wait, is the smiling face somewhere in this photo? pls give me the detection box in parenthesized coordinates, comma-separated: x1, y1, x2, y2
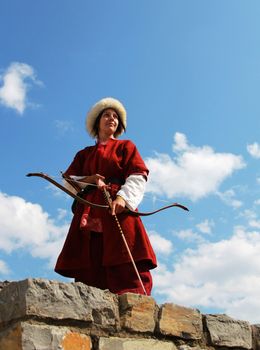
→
(98, 108, 119, 138)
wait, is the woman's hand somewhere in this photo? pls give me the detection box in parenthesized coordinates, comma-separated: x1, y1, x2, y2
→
(111, 195, 126, 215)
(81, 174, 107, 189)
(81, 175, 126, 214)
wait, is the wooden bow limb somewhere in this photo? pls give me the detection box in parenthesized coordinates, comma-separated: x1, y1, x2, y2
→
(26, 172, 189, 216)
(102, 187, 148, 295)
(26, 172, 109, 209)
(61, 171, 82, 193)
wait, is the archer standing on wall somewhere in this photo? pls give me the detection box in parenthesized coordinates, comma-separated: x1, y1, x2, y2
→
(55, 97, 157, 295)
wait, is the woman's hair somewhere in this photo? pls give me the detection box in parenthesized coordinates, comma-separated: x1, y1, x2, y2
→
(93, 109, 126, 138)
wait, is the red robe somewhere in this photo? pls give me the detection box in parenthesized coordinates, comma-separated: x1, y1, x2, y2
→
(55, 139, 157, 278)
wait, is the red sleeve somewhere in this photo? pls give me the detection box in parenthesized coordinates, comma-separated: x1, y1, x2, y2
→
(63, 150, 85, 177)
(122, 141, 149, 180)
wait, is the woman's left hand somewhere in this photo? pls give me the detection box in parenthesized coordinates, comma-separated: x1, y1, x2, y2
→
(111, 195, 126, 215)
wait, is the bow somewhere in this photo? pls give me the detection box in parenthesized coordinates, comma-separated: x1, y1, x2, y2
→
(26, 172, 189, 216)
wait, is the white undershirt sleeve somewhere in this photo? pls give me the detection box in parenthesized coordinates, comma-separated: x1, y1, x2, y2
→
(117, 174, 146, 211)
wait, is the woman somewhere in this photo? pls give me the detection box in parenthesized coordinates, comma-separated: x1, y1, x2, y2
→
(55, 97, 157, 295)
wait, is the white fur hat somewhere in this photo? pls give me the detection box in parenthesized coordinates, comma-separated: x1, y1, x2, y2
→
(86, 97, 127, 138)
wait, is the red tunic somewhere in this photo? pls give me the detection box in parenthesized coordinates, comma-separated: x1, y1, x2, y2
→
(55, 139, 157, 278)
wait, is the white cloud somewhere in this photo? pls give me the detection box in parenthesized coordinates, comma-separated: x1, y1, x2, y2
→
(153, 226, 260, 324)
(216, 189, 243, 208)
(54, 120, 74, 134)
(0, 62, 42, 114)
(0, 192, 68, 268)
(196, 219, 214, 234)
(148, 231, 173, 256)
(145, 133, 245, 201)
(46, 184, 68, 198)
(173, 132, 189, 152)
(241, 209, 257, 221)
(249, 220, 260, 229)
(174, 228, 205, 244)
(57, 208, 69, 221)
(0, 260, 10, 275)
(247, 142, 260, 159)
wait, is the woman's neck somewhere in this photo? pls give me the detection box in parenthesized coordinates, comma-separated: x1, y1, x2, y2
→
(98, 132, 115, 143)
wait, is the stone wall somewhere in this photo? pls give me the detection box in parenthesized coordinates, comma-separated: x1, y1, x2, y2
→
(0, 278, 259, 350)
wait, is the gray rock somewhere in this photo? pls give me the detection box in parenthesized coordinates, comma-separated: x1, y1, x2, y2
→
(252, 324, 260, 350)
(0, 278, 119, 330)
(179, 346, 206, 350)
(99, 336, 177, 350)
(0, 322, 92, 350)
(205, 314, 252, 349)
(0, 281, 10, 292)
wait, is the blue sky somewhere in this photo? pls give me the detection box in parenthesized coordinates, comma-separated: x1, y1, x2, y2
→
(1, 1, 260, 324)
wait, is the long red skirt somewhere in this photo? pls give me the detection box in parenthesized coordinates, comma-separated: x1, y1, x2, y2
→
(74, 231, 153, 295)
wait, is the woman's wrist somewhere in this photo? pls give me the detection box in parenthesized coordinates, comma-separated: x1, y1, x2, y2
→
(116, 195, 126, 204)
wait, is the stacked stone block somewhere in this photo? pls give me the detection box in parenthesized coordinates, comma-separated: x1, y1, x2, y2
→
(0, 279, 258, 350)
